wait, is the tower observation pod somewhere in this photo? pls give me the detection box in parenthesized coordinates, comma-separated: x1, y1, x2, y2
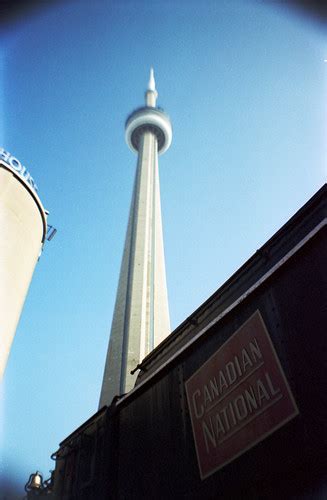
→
(0, 149, 47, 379)
(99, 69, 172, 407)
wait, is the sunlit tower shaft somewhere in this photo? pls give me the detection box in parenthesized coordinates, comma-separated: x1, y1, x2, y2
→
(99, 70, 172, 407)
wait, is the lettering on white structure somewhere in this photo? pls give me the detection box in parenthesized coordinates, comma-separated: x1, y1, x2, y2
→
(0, 148, 38, 192)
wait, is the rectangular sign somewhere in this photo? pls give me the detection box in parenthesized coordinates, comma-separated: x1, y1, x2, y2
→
(185, 310, 299, 480)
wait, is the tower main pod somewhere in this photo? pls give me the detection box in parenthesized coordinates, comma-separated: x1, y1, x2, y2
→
(99, 70, 172, 407)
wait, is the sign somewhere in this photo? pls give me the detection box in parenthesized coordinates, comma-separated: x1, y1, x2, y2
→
(185, 310, 299, 480)
(0, 148, 38, 192)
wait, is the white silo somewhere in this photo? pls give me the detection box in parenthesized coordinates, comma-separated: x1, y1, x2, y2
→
(0, 148, 47, 379)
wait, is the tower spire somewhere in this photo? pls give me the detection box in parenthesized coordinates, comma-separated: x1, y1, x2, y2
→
(148, 67, 156, 92)
(99, 73, 172, 408)
(145, 67, 158, 107)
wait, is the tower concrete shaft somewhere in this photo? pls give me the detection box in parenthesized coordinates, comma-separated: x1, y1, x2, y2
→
(99, 71, 172, 407)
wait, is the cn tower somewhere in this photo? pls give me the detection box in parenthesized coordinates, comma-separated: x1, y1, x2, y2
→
(99, 69, 172, 407)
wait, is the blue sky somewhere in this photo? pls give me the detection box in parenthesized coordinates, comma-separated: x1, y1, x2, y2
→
(1, 0, 326, 492)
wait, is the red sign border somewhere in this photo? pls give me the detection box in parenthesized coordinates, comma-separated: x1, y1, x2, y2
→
(185, 310, 299, 480)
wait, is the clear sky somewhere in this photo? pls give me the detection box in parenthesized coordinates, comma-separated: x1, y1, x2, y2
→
(1, 0, 326, 493)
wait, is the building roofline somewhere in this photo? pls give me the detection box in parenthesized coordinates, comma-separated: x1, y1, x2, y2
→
(136, 183, 327, 372)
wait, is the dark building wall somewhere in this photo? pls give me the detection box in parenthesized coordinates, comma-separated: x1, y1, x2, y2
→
(52, 185, 327, 499)
(114, 233, 326, 499)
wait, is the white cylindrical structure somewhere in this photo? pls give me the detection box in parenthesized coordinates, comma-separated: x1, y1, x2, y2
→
(0, 158, 47, 379)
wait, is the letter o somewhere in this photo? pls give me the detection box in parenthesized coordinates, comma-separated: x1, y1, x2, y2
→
(9, 157, 22, 171)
